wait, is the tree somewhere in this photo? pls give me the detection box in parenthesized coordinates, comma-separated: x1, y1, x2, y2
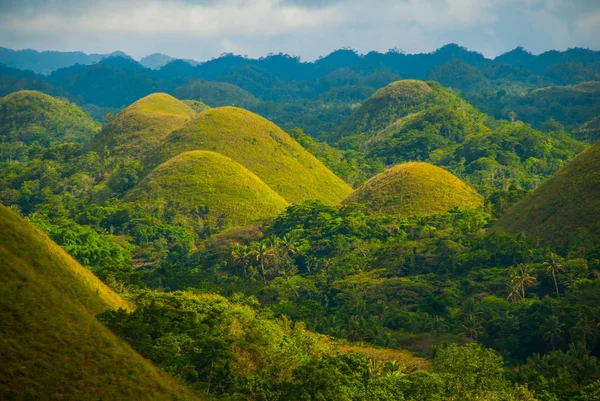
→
(251, 241, 273, 285)
(510, 264, 537, 301)
(541, 315, 564, 351)
(543, 252, 564, 297)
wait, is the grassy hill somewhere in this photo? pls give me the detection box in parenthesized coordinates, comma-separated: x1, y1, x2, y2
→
(494, 141, 600, 247)
(150, 107, 353, 205)
(125, 151, 288, 226)
(335, 80, 483, 141)
(172, 80, 258, 109)
(575, 115, 600, 143)
(0, 90, 100, 146)
(85, 93, 195, 158)
(0, 204, 198, 400)
(343, 162, 483, 218)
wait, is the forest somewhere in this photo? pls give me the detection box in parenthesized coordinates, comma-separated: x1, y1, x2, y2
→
(1, 43, 600, 401)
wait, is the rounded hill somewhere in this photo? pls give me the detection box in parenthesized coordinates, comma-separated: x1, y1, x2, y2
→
(149, 106, 353, 205)
(494, 141, 600, 247)
(343, 162, 483, 218)
(0, 204, 198, 400)
(85, 93, 195, 158)
(172, 80, 258, 108)
(0, 90, 100, 145)
(335, 80, 481, 140)
(125, 150, 289, 226)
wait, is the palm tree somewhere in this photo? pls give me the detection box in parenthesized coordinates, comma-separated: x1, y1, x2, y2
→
(511, 264, 537, 300)
(230, 243, 251, 277)
(541, 315, 564, 351)
(251, 241, 273, 285)
(543, 252, 564, 297)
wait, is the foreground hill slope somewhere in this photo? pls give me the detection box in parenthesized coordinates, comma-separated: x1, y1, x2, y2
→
(125, 151, 288, 226)
(343, 162, 483, 218)
(0, 204, 198, 400)
(0, 90, 100, 145)
(495, 141, 600, 246)
(86, 93, 195, 158)
(150, 107, 353, 205)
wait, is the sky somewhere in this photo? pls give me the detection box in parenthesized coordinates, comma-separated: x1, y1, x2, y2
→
(0, 0, 599, 62)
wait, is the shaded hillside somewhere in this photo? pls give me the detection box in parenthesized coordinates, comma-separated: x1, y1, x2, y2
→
(125, 151, 288, 226)
(0, 90, 100, 146)
(343, 162, 482, 218)
(150, 107, 353, 205)
(0, 204, 198, 400)
(494, 141, 600, 248)
(86, 93, 195, 158)
(172, 80, 258, 108)
(576, 115, 600, 143)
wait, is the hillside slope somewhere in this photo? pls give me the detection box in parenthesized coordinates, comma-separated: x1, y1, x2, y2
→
(150, 107, 353, 205)
(494, 141, 600, 247)
(0, 90, 100, 145)
(125, 151, 288, 226)
(343, 162, 483, 218)
(0, 204, 198, 400)
(85, 93, 195, 158)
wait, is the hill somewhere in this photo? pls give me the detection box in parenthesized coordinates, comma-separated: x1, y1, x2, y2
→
(0, 90, 100, 146)
(85, 93, 195, 158)
(150, 107, 353, 205)
(0, 204, 198, 400)
(343, 162, 483, 218)
(335, 80, 477, 140)
(125, 151, 289, 226)
(494, 141, 600, 247)
(172, 80, 258, 108)
(575, 115, 600, 143)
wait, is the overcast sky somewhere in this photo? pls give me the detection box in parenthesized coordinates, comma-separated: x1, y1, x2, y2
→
(0, 0, 599, 61)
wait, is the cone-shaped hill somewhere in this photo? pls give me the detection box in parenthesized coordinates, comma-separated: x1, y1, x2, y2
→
(494, 141, 600, 247)
(125, 151, 289, 226)
(149, 107, 353, 205)
(0, 204, 198, 400)
(334, 79, 488, 143)
(343, 162, 483, 218)
(0, 90, 100, 145)
(85, 93, 195, 158)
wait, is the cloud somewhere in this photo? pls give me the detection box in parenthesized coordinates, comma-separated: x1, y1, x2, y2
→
(0, 0, 598, 61)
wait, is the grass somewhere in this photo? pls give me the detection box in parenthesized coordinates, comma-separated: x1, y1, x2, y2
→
(343, 162, 483, 218)
(125, 150, 289, 226)
(0, 204, 199, 400)
(0, 90, 100, 145)
(336, 80, 464, 139)
(494, 141, 600, 247)
(85, 93, 195, 158)
(172, 80, 258, 109)
(182, 99, 211, 113)
(149, 106, 353, 205)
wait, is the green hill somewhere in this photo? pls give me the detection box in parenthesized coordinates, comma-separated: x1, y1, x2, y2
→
(150, 107, 353, 205)
(0, 90, 100, 146)
(125, 151, 288, 226)
(343, 162, 483, 218)
(85, 93, 195, 158)
(335, 80, 483, 141)
(0, 204, 198, 400)
(494, 141, 600, 247)
(575, 115, 600, 143)
(172, 80, 258, 108)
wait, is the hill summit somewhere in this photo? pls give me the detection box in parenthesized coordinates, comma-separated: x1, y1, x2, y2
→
(343, 162, 483, 218)
(494, 141, 600, 247)
(0, 90, 100, 146)
(0, 205, 197, 400)
(150, 106, 353, 205)
(125, 150, 289, 226)
(85, 92, 195, 158)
